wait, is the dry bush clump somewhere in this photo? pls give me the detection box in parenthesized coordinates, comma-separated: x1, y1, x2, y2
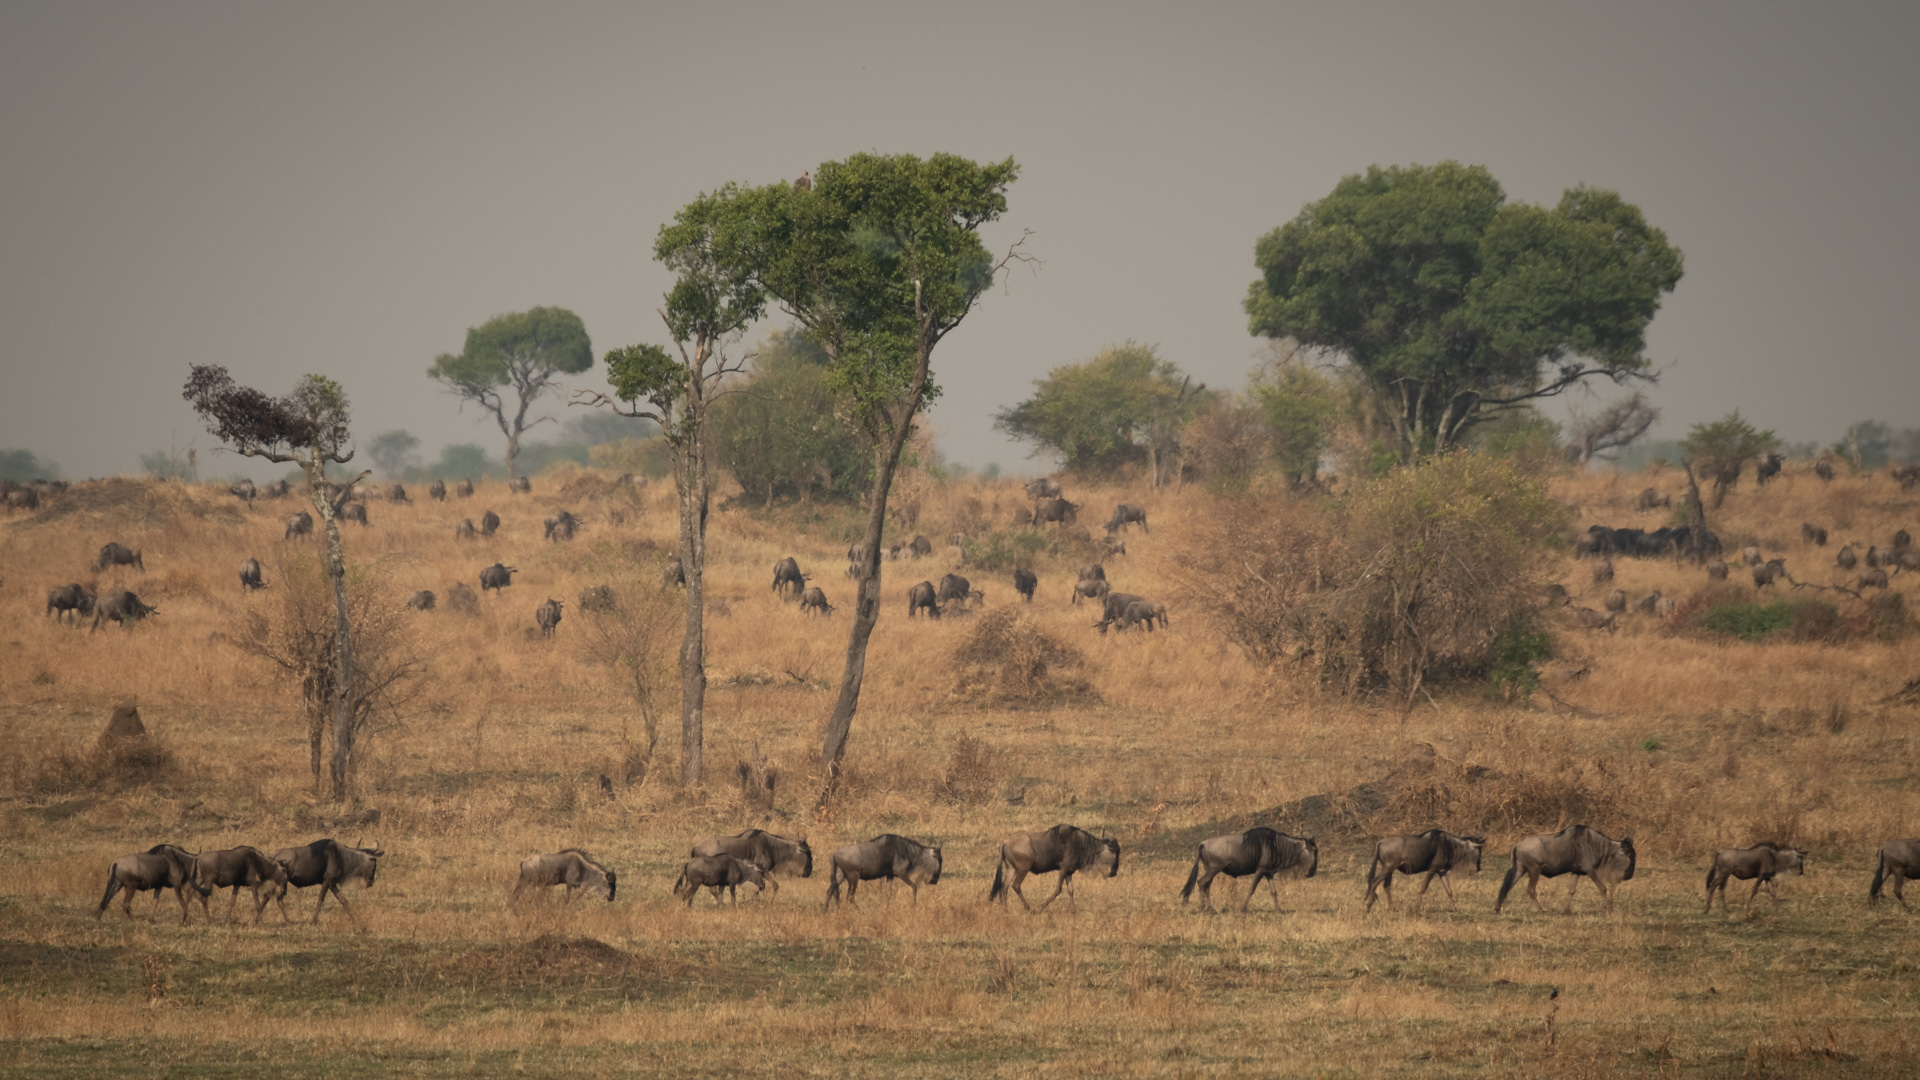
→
(949, 606, 1091, 704)
(14, 706, 181, 798)
(575, 580, 682, 787)
(942, 732, 1000, 805)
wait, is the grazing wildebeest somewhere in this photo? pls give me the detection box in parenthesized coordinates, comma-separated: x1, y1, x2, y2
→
(1870, 839, 1920, 909)
(456, 478, 475, 498)
(510, 476, 531, 494)
(285, 510, 314, 539)
(407, 590, 436, 611)
(95, 542, 144, 572)
(674, 855, 767, 906)
(1118, 600, 1168, 632)
(339, 501, 368, 526)
(1094, 592, 1147, 634)
(544, 510, 581, 542)
(1705, 843, 1806, 914)
(1603, 588, 1627, 614)
(1574, 607, 1616, 632)
(690, 830, 813, 898)
(1365, 829, 1484, 914)
(1032, 497, 1079, 526)
(514, 849, 616, 905)
(1755, 451, 1783, 484)
(1752, 558, 1786, 589)
(239, 557, 265, 591)
(480, 563, 516, 592)
(937, 573, 974, 607)
(429, 479, 447, 502)
(1025, 477, 1062, 501)
(772, 556, 808, 598)
(455, 518, 477, 540)
(1078, 564, 1106, 583)
(1634, 590, 1662, 616)
(387, 483, 410, 504)
(271, 839, 383, 924)
(799, 586, 834, 616)
(46, 583, 95, 622)
(191, 846, 290, 924)
(907, 580, 942, 619)
(1179, 827, 1319, 912)
(1494, 824, 1636, 914)
(480, 509, 501, 537)
(988, 824, 1120, 913)
(1707, 561, 1730, 581)
(664, 556, 686, 587)
(909, 534, 933, 559)
(1102, 535, 1127, 558)
(1592, 559, 1614, 586)
(825, 835, 942, 909)
(535, 597, 564, 638)
(1801, 522, 1828, 547)
(1654, 595, 1677, 618)
(96, 844, 199, 924)
(230, 479, 256, 507)
(1859, 568, 1890, 590)
(1836, 545, 1857, 571)
(1636, 488, 1670, 511)
(1013, 568, 1037, 602)
(1072, 578, 1111, 607)
(1105, 503, 1148, 534)
(578, 584, 615, 613)
(91, 589, 156, 631)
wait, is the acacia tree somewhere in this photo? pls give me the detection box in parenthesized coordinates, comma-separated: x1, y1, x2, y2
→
(994, 342, 1202, 482)
(1246, 162, 1683, 461)
(183, 366, 370, 797)
(430, 307, 593, 480)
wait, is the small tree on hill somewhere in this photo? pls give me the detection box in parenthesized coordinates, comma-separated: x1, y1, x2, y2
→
(994, 342, 1203, 482)
(1683, 410, 1779, 508)
(365, 429, 421, 478)
(430, 307, 593, 480)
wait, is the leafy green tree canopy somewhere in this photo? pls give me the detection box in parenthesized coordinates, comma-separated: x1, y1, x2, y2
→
(365, 429, 420, 478)
(1246, 162, 1682, 460)
(711, 330, 871, 505)
(0, 449, 60, 482)
(430, 306, 592, 478)
(994, 342, 1198, 476)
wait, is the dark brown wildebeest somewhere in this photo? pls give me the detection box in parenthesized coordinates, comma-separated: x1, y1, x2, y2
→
(1078, 564, 1106, 583)
(1118, 600, 1168, 632)
(480, 509, 501, 537)
(936, 573, 974, 607)
(1705, 843, 1806, 914)
(1494, 824, 1635, 914)
(387, 483, 410, 504)
(1095, 591, 1147, 634)
(514, 849, 616, 905)
(1707, 561, 1730, 581)
(907, 580, 941, 619)
(96, 844, 198, 924)
(544, 510, 581, 542)
(95, 542, 144, 572)
(1636, 487, 1671, 511)
(825, 834, 942, 909)
(1801, 522, 1828, 547)
(690, 830, 813, 898)
(1859, 568, 1889, 590)
(261, 479, 291, 499)
(1102, 535, 1127, 558)
(1836, 545, 1858, 571)
(772, 556, 808, 598)
(1896, 530, 1913, 550)
(1815, 457, 1836, 481)
(1032, 497, 1079, 526)
(445, 582, 479, 613)
(285, 510, 314, 539)
(407, 590, 436, 611)
(664, 556, 685, 588)
(1895, 464, 1920, 490)
(673, 855, 767, 906)
(271, 839, 383, 924)
(1753, 559, 1787, 589)
(1073, 578, 1111, 607)
(239, 557, 265, 591)
(1604, 588, 1628, 613)
(1634, 590, 1662, 616)
(455, 518, 478, 540)
(456, 478, 475, 498)
(191, 846, 289, 924)
(1870, 839, 1920, 909)
(510, 476, 531, 494)
(46, 583, 95, 622)
(1025, 477, 1062, 501)
(480, 563, 516, 592)
(988, 824, 1120, 913)
(340, 501, 369, 526)
(1365, 829, 1485, 914)
(230, 479, 256, 507)
(909, 534, 933, 559)
(428, 479, 447, 502)
(1866, 545, 1889, 570)
(535, 597, 563, 638)
(1574, 607, 1616, 632)
(579, 584, 615, 613)
(91, 589, 156, 631)
(1755, 451, 1783, 484)
(1179, 827, 1318, 912)
(799, 586, 834, 616)
(1105, 503, 1148, 534)
(1013, 568, 1037, 602)
(4, 488, 37, 511)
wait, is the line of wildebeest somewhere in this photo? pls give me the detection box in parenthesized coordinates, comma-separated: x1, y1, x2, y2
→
(89, 823, 1920, 933)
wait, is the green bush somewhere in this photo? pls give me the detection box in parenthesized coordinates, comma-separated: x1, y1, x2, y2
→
(961, 529, 1061, 572)
(1700, 600, 1814, 642)
(1488, 615, 1555, 700)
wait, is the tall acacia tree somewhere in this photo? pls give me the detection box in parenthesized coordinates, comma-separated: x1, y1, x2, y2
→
(1245, 162, 1683, 461)
(573, 199, 763, 787)
(183, 366, 370, 797)
(429, 307, 593, 480)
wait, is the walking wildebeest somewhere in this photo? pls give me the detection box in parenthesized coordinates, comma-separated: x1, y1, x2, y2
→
(95, 542, 144, 572)
(407, 590, 436, 611)
(455, 518, 477, 540)
(988, 824, 1119, 913)
(535, 597, 563, 638)
(772, 556, 808, 598)
(270, 839, 383, 924)
(799, 586, 834, 616)
(91, 589, 156, 631)
(429, 479, 447, 502)
(1365, 829, 1485, 914)
(910, 534, 934, 559)
(937, 573, 974, 608)
(1636, 487, 1670, 511)
(1494, 824, 1636, 914)
(1705, 843, 1806, 914)
(673, 855, 769, 906)
(95, 844, 199, 924)
(907, 580, 941, 619)
(239, 557, 265, 591)
(480, 563, 516, 592)
(1032, 497, 1079, 526)
(1179, 827, 1319, 912)
(1869, 838, 1920, 910)
(544, 510, 581, 542)
(514, 849, 616, 905)
(285, 511, 313, 539)
(387, 483, 410, 504)
(1095, 592, 1147, 634)
(1801, 522, 1828, 547)
(46, 583, 95, 622)
(456, 478, 474, 498)
(480, 509, 500, 537)
(824, 835, 943, 909)
(340, 501, 368, 526)
(1859, 568, 1890, 590)
(1118, 600, 1167, 632)
(1105, 504, 1148, 534)
(1013, 568, 1037, 602)
(191, 846, 290, 924)
(230, 479, 256, 507)
(510, 476, 531, 494)
(690, 830, 813, 898)
(4, 488, 37, 511)
(1025, 477, 1062, 501)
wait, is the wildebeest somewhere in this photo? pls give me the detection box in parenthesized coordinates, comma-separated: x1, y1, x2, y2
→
(535, 597, 564, 638)
(455, 518, 477, 540)
(1705, 843, 1806, 914)
(1025, 477, 1062, 501)
(937, 573, 974, 607)
(1634, 590, 1662, 616)
(579, 584, 616, 613)
(824, 834, 942, 909)
(543, 510, 581, 542)
(673, 855, 767, 906)
(95, 542, 144, 572)
(261, 479, 291, 499)
(480, 563, 516, 592)
(690, 829, 813, 898)
(772, 556, 808, 598)
(91, 589, 157, 631)
(456, 478, 474, 498)
(799, 586, 834, 616)
(1741, 545, 1764, 567)
(1815, 457, 1836, 481)
(1897, 530, 1913, 550)
(387, 483, 410, 504)
(1094, 591, 1147, 633)
(191, 846, 290, 924)
(271, 839, 383, 924)
(514, 849, 616, 904)
(988, 824, 1120, 913)
(1836, 545, 1857, 571)
(1032, 497, 1079, 526)
(95, 844, 199, 924)
(1801, 522, 1828, 547)
(1603, 588, 1627, 614)
(480, 509, 501, 537)
(1574, 607, 1616, 632)
(1755, 451, 1783, 484)
(1078, 564, 1106, 583)
(46, 583, 95, 622)
(1869, 838, 1920, 909)
(339, 501, 368, 526)
(1118, 600, 1168, 632)
(406, 590, 436, 611)
(1365, 829, 1484, 914)
(1707, 561, 1729, 581)
(1105, 503, 1148, 534)
(428, 479, 447, 501)
(909, 534, 933, 559)
(510, 476, 531, 494)
(1753, 559, 1787, 589)
(1592, 559, 1614, 586)
(1013, 568, 1037, 602)
(239, 557, 265, 591)
(1636, 487, 1671, 511)
(1102, 535, 1127, 557)
(907, 580, 941, 619)
(285, 510, 314, 539)
(230, 479, 256, 507)
(1859, 568, 1890, 590)
(1071, 578, 1111, 607)
(1179, 827, 1319, 912)
(444, 582, 479, 614)
(1494, 824, 1636, 914)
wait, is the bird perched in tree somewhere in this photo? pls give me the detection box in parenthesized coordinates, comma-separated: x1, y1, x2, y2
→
(793, 170, 812, 191)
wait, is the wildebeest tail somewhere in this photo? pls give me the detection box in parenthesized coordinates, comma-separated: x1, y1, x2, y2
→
(670, 868, 688, 897)
(1179, 852, 1201, 902)
(1871, 855, 1887, 902)
(1494, 857, 1520, 913)
(1365, 849, 1382, 896)
(988, 856, 1007, 903)
(95, 866, 122, 917)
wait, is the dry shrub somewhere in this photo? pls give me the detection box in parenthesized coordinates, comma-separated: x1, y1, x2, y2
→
(943, 732, 999, 805)
(574, 579, 682, 787)
(949, 606, 1090, 704)
(1378, 738, 1636, 839)
(18, 734, 179, 797)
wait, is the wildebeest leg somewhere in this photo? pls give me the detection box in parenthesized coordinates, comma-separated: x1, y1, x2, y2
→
(1365, 867, 1389, 914)
(314, 881, 355, 925)
(1009, 867, 1037, 913)
(1240, 875, 1263, 913)
(1895, 874, 1912, 912)
(1745, 878, 1765, 912)
(1413, 872, 1436, 913)
(227, 885, 244, 923)
(1036, 872, 1069, 914)
(173, 884, 192, 925)
(1196, 868, 1218, 911)
(1438, 872, 1458, 908)
(1564, 876, 1581, 913)
(1526, 871, 1546, 913)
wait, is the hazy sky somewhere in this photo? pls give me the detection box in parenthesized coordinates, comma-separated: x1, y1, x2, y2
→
(3, 2, 1914, 480)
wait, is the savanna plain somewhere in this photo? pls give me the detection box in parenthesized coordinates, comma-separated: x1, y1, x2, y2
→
(3, 462, 1918, 1078)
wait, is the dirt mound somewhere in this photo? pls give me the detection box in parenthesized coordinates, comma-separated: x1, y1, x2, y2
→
(524, 934, 628, 964)
(950, 607, 1092, 705)
(97, 702, 146, 748)
(17, 477, 245, 528)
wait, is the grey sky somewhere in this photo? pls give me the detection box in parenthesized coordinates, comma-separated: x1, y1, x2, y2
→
(3, 2, 1914, 480)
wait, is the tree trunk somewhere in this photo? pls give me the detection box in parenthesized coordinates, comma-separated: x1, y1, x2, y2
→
(305, 460, 358, 800)
(505, 431, 520, 481)
(675, 393, 710, 787)
(1680, 457, 1710, 564)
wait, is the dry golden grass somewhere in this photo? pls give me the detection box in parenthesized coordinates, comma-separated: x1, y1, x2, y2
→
(1, 459, 1918, 1076)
